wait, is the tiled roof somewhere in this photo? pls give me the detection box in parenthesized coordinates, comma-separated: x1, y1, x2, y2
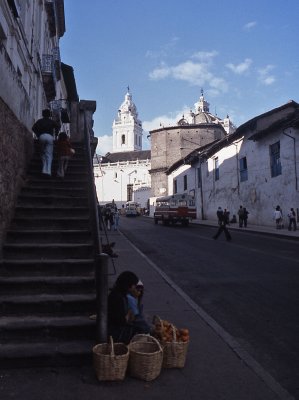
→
(100, 150, 151, 163)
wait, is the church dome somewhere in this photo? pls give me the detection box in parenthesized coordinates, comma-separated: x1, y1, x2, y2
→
(194, 111, 214, 124)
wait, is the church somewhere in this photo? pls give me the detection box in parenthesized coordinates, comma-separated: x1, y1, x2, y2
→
(149, 90, 236, 198)
(94, 89, 151, 210)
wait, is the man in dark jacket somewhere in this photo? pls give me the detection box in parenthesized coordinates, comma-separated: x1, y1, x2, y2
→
(32, 109, 60, 177)
(213, 207, 232, 241)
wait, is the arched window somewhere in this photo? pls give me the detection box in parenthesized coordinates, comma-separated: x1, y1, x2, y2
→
(121, 134, 125, 144)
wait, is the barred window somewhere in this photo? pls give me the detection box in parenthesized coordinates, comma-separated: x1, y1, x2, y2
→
(240, 157, 248, 182)
(270, 141, 282, 177)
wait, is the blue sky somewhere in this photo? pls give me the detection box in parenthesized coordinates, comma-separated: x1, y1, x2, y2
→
(60, 0, 299, 155)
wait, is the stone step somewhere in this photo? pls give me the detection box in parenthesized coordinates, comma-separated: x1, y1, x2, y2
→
(0, 340, 95, 368)
(17, 195, 88, 207)
(0, 293, 96, 316)
(3, 243, 94, 259)
(9, 216, 90, 230)
(5, 229, 92, 244)
(14, 206, 90, 218)
(25, 176, 89, 186)
(20, 187, 87, 196)
(0, 276, 94, 294)
(0, 316, 96, 342)
(0, 259, 95, 277)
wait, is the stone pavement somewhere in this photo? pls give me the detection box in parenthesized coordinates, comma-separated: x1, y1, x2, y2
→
(0, 223, 297, 400)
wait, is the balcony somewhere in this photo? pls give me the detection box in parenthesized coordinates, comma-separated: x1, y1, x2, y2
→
(50, 99, 70, 123)
(41, 54, 56, 102)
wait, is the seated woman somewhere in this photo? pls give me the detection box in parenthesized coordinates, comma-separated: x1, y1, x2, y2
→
(108, 271, 150, 344)
(126, 280, 151, 334)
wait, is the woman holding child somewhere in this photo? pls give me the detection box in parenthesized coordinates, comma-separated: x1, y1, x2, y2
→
(107, 271, 151, 344)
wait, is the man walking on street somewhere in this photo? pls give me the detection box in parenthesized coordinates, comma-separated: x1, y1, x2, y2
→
(213, 207, 232, 241)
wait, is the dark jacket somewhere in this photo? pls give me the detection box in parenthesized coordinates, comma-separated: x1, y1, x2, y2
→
(32, 117, 60, 138)
(108, 288, 128, 327)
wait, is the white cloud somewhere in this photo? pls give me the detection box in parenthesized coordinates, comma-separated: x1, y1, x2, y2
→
(243, 21, 257, 30)
(226, 58, 252, 74)
(149, 63, 171, 80)
(258, 65, 276, 85)
(143, 106, 191, 132)
(96, 134, 113, 155)
(149, 57, 228, 93)
(191, 50, 218, 61)
(145, 36, 179, 59)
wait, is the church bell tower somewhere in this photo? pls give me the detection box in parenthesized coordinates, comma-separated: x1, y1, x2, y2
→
(112, 88, 143, 152)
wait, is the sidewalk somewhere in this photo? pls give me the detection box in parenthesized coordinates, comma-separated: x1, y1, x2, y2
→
(0, 227, 296, 400)
(192, 218, 299, 241)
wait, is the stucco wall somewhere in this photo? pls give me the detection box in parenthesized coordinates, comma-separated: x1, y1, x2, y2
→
(0, 98, 33, 256)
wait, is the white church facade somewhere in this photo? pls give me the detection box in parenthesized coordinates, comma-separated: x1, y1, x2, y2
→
(94, 90, 151, 210)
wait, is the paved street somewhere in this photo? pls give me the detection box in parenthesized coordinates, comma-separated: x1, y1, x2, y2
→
(119, 216, 299, 398)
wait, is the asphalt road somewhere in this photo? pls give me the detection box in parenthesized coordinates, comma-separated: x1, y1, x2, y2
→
(119, 216, 299, 399)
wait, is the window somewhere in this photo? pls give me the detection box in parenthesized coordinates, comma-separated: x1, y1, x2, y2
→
(270, 141, 282, 177)
(197, 167, 201, 188)
(239, 157, 248, 182)
(127, 184, 133, 201)
(214, 158, 219, 181)
(121, 134, 125, 144)
(173, 179, 177, 194)
(183, 175, 187, 191)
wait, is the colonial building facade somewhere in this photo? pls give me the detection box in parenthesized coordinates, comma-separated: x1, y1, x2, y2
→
(0, 0, 97, 253)
(94, 90, 151, 209)
(165, 100, 299, 227)
(149, 91, 236, 198)
(0, 0, 67, 250)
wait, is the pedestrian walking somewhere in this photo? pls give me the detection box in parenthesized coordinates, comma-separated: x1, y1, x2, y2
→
(32, 109, 60, 177)
(56, 132, 74, 178)
(287, 208, 297, 231)
(114, 208, 120, 231)
(213, 207, 232, 241)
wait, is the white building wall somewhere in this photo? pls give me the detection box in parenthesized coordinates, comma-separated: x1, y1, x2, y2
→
(95, 160, 151, 209)
(164, 125, 299, 227)
(197, 128, 299, 226)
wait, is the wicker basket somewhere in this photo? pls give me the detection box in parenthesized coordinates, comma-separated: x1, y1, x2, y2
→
(128, 334, 163, 381)
(93, 336, 129, 381)
(154, 316, 189, 369)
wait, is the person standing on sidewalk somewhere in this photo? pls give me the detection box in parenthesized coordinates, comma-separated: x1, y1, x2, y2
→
(287, 208, 297, 231)
(243, 207, 249, 227)
(273, 206, 283, 229)
(32, 109, 60, 177)
(213, 207, 232, 241)
(237, 205, 245, 227)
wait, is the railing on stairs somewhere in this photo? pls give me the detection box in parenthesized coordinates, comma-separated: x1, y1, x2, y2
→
(83, 114, 108, 343)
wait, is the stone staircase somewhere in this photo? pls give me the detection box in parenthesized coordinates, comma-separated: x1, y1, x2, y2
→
(0, 141, 97, 368)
